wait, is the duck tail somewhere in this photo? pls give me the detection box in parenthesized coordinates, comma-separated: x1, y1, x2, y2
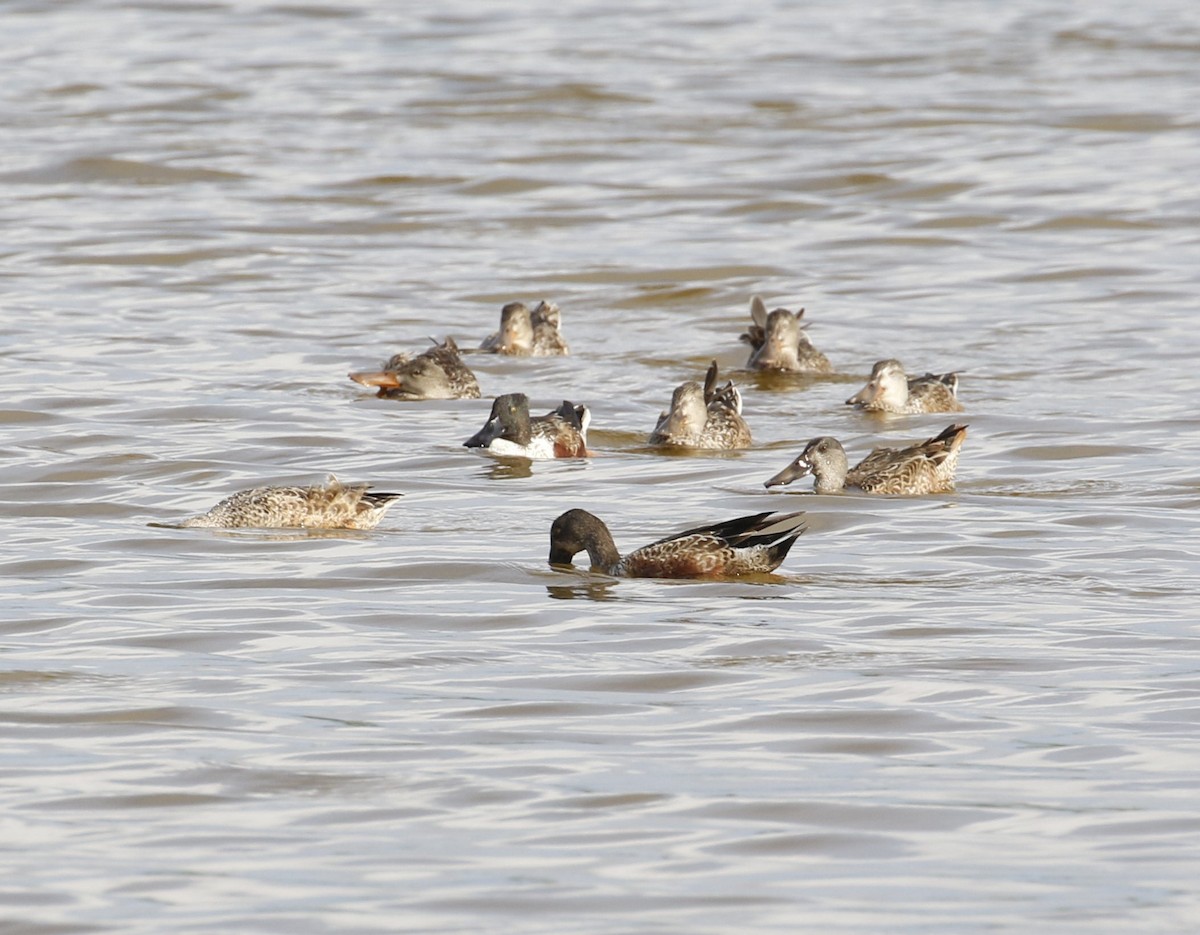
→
(680, 510, 807, 551)
(930, 371, 960, 395)
(742, 510, 808, 551)
(363, 490, 404, 506)
(930, 422, 968, 447)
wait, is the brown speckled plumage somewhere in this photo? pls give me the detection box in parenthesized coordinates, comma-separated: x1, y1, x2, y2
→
(765, 424, 968, 495)
(349, 337, 481, 399)
(549, 508, 806, 578)
(179, 476, 402, 529)
(648, 361, 752, 450)
(480, 300, 570, 356)
(741, 296, 832, 374)
(846, 359, 961, 414)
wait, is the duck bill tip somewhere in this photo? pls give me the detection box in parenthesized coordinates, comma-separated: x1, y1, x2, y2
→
(464, 418, 500, 449)
(349, 370, 401, 389)
(764, 461, 811, 489)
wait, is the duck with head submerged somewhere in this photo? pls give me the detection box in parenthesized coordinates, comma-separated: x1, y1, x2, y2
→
(464, 393, 590, 459)
(480, 300, 570, 356)
(176, 475, 401, 529)
(349, 337, 481, 400)
(549, 508, 807, 578)
(648, 361, 752, 450)
(765, 423, 968, 495)
(741, 296, 833, 374)
(846, 358, 961, 414)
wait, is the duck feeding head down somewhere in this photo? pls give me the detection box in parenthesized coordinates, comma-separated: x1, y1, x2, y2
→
(548, 508, 807, 578)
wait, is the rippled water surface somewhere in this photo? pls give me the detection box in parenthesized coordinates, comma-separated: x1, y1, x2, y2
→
(3, 1, 1200, 932)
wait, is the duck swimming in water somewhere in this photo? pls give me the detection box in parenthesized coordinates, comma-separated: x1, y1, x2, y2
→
(741, 296, 832, 373)
(548, 509, 807, 578)
(480, 300, 570, 356)
(349, 337, 481, 400)
(845, 359, 961, 414)
(464, 393, 590, 459)
(765, 423, 968, 495)
(178, 476, 401, 529)
(648, 361, 752, 450)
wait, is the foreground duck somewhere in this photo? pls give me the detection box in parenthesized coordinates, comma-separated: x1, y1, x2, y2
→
(846, 359, 961, 414)
(464, 393, 590, 458)
(349, 337, 481, 400)
(179, 476, 402, 529)
(549, 509, 807, 578)
(765, 423, 968, 495)
(741, 296, 832, 373)
(480, 300, 570, 356)
(648, 361, 752, 449)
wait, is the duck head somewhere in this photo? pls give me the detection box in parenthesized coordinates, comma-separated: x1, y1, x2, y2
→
(765, 436, 849, 493)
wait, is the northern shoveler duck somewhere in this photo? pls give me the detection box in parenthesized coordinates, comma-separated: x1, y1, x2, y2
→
(741, 296, 833, 373)
(648, 361, 752, 449)
(548, 508, 807, 578)
(464, 393, 590, 458)
(765, 423, 968, 495)
(479, 300, 570, 356)
(845, 359, 961, 414)
(179, 476, 401, 529)
(349, 337, 481, 400)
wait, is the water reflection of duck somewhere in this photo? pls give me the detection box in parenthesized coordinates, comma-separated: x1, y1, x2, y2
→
(846, 359, 961, 414)
(178, 476, 401, 529)
(349, 337, 481, 399)
(549, 508, 806, 578)
(765, 423, 968, 495)
(545, 580, 620, 602)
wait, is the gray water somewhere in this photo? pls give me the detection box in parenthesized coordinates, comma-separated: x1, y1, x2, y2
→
(3, 1, 1200, 932)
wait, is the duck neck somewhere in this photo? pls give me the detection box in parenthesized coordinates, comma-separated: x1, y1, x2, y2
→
(583, 523, 622, 572)
(880, 375, 908, 410)
(812, 470, 845, 494)
(812, 454, 848, 493)
(507, 414, 531, 445)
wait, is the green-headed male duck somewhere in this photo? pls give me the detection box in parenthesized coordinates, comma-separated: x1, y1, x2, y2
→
(464, 393, 590, 459)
